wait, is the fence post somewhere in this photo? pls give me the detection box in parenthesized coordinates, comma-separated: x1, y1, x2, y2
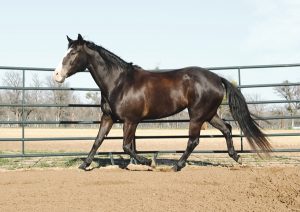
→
(109, 152, 115, 165)
(237, 68, 244, 152)
(21, 69, 25, 155)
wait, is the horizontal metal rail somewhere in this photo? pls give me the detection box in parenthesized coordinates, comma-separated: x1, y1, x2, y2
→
(0, 103, 101, 107)
(1, 133, 299, 142)
(1, 149, 300, 159)
(0, 86, 100, 91)
(207, 63, 300, 70)
(238, 82, 300, 88)
(1, 82, 300, 91)
(1, 115, 300, 125)
(1, 99, 299, 108)
(0, 66, 54, 71)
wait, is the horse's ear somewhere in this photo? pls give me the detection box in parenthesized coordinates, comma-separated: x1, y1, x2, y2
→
(67, 35, 73, 43)
(77, 34, 84, 43)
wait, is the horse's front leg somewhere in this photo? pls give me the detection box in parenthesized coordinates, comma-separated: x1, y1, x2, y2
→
(79, 115, 113, 170)
(122, 122, 152, 166)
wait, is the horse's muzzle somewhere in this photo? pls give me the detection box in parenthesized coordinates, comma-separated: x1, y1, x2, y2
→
(53, 68, 66, 83)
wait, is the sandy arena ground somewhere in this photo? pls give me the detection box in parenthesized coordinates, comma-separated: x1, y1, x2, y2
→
(0, 128, 300, 211)
(0, 166, 299, 212)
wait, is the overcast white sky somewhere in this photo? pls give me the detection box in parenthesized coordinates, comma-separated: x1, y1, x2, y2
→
(1, 0, 300, 99)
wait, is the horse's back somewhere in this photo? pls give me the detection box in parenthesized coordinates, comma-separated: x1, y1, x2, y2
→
(145, 66, 222, 85)
(143, 66, 224, 99)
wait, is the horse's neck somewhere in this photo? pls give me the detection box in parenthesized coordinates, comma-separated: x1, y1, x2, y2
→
(87, 53, 125, 98)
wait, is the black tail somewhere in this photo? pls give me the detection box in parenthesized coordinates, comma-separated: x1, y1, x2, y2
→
(221, 77, 272, 156)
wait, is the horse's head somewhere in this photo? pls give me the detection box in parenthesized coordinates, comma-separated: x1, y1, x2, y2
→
(53, 34, 88, 83)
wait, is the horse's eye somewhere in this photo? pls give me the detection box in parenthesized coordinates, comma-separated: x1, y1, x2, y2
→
(70, 51, 77, 55)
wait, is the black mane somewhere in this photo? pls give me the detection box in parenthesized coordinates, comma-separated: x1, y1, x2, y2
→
(68, 38, 141, 71)
(85, 41, 134, 71)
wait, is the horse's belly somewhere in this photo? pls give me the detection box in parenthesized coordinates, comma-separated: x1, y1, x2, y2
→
(142, 97, 187, 120)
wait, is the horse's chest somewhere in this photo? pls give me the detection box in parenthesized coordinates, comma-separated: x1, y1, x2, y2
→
(100, 95, 115, 116)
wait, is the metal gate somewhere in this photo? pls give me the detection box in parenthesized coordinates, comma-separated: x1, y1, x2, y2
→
(0, 64, 300, 158)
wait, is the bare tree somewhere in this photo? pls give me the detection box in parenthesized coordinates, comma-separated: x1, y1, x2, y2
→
(46, 76, 73, 127)
(2, 71, 33, 125)
(247, 94, 266, 127)
(85, 91, 102, 122)
(0, 91, 5, 125)
(69, 94, 84, 128)
(86, 91, 101, 104)
(27, 74, 46, 127)
(274, 80, 300, 128)
(2, 72, 22, 122)
(271, 105, 286, 129)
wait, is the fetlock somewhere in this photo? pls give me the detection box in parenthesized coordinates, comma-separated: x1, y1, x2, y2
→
(172, 162, 186, 172)
(230, 153, 242, 164)
(78, 158, 92, 170)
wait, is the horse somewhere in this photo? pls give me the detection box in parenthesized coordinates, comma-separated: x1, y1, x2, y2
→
(53, 34, 272, 171)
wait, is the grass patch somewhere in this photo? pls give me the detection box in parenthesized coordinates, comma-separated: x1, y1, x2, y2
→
(38, 161, 52, 168)
(0, 156, 84, 170)
(0, 152, 299, 170)
(0, 158, 10, 166)
(64, 158, 82, 168)
(0, 158, 28, 170)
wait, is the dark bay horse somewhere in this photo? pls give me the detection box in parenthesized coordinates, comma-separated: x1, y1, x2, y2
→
(53, 34, 272, 171)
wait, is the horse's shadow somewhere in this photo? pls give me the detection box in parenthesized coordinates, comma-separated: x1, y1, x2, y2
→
(74, 156, 230, 171)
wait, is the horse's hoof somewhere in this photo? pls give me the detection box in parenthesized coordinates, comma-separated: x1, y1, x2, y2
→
(234, 155, 242, 164)
(144, 159, 152, 167)
(150, 159, 156, 168)
(78, 163, 88, 171)
(237, 156, 242, 164)
(171, 165, 182, 172)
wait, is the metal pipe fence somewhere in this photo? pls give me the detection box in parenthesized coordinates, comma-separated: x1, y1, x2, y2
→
(0, 64, 300, 159)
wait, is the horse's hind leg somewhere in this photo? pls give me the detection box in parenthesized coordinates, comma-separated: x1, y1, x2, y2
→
(122, 122, 152, 166)
(79, 114, 113, 170)
(209, 114, 241, 164)
(172, 120, 203, 172)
